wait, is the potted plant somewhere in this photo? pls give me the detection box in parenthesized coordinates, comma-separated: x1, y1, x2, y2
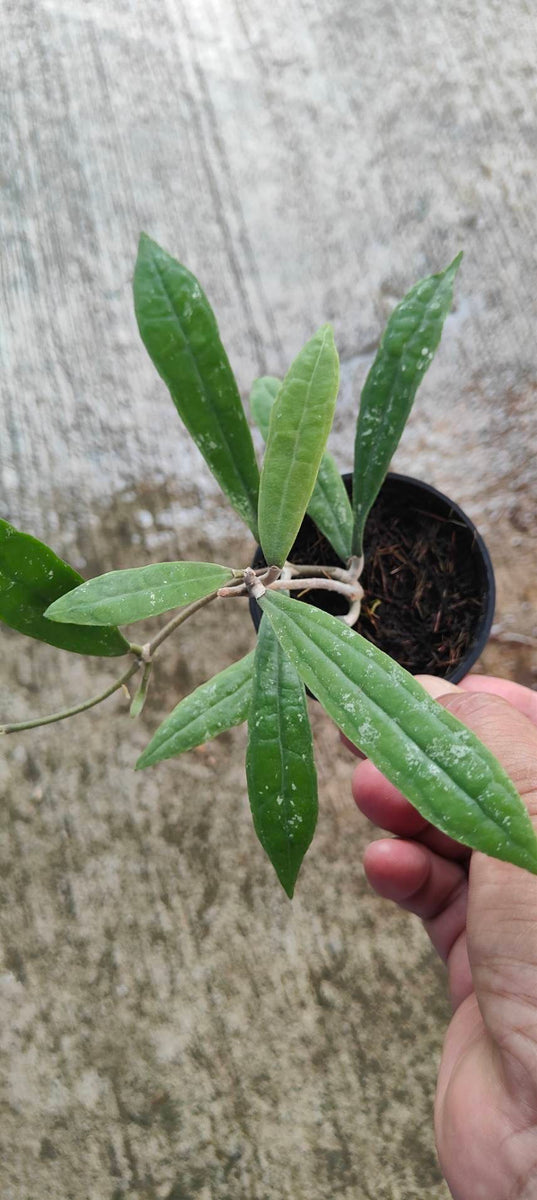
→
(1, 236, 535, 898)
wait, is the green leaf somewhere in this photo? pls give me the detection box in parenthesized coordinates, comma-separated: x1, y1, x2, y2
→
(45, 561, 234, 626)
(134, 233, 260, 538)
(306, 453, 353, 564)
(136, 650, 255, 768)
(352, 254, 462, 556)
(0, 520, 129, 657)
(247, 617, 318, 898)
(130, 662, 153, 718)
(251, 375, 353, 563)
(259, 589, 537, 875)
(249, 375, 281, 439)
(258, 326, 340, 567)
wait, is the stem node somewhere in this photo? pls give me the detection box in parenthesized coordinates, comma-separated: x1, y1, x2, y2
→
(244, 567, 267, 600)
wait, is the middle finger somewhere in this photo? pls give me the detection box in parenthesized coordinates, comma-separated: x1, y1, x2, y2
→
(352, 757, 472, 862)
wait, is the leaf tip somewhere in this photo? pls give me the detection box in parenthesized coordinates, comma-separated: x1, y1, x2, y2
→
(319, 321, 335, 342)
(447, 250, 464, 275)
(269, 862, 297, 899)
(135, 231, 162, 273)
(43, 598, 63, 622)
(137, 230, 152, 251)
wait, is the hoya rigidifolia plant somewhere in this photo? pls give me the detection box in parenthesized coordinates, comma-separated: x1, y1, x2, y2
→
(2, 236, 537, 897)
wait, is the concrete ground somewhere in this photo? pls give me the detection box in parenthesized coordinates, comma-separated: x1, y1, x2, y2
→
(2, 1, 537, 1196)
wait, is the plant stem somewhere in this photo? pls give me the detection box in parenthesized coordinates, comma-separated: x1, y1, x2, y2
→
(238, 567, 364, 616)
(143, 588, 221, 659)
(2, 582, 250, 735)
(268, 577, 360, 599)
(0, 660, 141, 735)
(283, 557, 364, 620)
(286, 558, 363, 583)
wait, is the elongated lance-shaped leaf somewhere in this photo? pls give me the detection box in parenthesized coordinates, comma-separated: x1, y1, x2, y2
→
(134, 234, 260, 538)
(46, 561, 234, 626)
(306, 455, 354, 565)
(352, 254, 462, 556)
(136, 651, 255, 768)
(249, 376, 281, 439)
(251, 376, 353, 563)
(0, 520, 129, 657)
(258, 327, 340, 567)
(247, 617, 318, 898)
(258, 590, 537, 875)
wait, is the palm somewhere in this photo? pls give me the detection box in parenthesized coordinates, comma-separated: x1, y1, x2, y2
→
(349, 675, 537, 1200)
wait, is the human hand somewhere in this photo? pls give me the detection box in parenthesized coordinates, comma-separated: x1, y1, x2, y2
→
(348, 675, 537, 1200)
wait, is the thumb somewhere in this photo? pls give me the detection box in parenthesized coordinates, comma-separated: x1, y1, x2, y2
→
(433, 687, 537, 1090)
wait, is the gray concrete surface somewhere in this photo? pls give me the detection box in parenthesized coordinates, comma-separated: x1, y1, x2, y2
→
(2, 1, 537, 1196)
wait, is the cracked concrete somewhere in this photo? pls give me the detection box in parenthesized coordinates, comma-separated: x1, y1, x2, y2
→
(2, 1, 537, 1196)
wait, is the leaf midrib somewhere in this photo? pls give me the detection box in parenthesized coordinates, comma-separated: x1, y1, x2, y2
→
(275, 637, 295, 879)
(268, 330, 330, 548)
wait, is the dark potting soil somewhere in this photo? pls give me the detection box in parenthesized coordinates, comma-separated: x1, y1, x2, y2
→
(286, 488, 486, 677)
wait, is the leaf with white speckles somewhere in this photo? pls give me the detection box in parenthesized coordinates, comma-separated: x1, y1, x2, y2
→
(134, 234, 260, 538)
(246, 617, 318, 897)
(45, 562, 233, 626)
(352, 254, 462, 556)
(0, 519, 129, 656)
(259, 589, 537, 875)
(135, 651, 255, 768)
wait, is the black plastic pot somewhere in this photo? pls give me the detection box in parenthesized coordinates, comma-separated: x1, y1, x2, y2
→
(249, 472, 495, 684)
